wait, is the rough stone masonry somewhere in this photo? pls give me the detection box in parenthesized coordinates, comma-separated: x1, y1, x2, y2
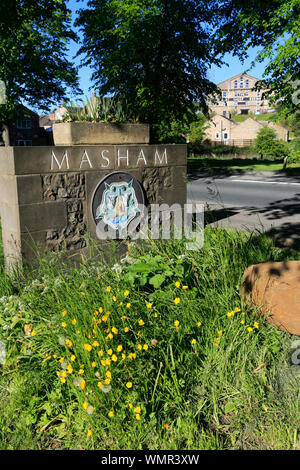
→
(0, 144, 187, 269)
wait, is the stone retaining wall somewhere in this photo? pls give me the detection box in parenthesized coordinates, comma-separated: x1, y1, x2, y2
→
(0, 145, 187, 269)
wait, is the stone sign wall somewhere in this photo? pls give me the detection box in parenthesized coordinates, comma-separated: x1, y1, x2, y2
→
(0, 144, 187, 269)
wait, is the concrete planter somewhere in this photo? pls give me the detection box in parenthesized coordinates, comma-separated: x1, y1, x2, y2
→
(53, 122, 150, 146)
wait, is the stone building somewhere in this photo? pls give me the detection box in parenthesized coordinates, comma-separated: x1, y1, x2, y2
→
(208, 73, 274, 117)
(204, 114, 288, 147)
(2, 104, 50, 146)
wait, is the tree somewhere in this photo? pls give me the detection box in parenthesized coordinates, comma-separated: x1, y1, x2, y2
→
(254, 126, 289, 159)
(215, 0, 300, 116)
(0, 0, 80, 124)
(75, 0, 223, 140)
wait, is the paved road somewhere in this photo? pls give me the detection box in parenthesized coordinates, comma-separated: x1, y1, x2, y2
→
(187, 171, 300, 248)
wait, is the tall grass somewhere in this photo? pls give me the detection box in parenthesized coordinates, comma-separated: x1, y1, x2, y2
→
(0, 228, 299, 450)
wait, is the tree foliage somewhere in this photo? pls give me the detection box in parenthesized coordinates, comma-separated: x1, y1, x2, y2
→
(254, 126, 289, 159)
(75, 0, 223, 140)
(215, 0, 300, 115)
(0, 0, 80, 122)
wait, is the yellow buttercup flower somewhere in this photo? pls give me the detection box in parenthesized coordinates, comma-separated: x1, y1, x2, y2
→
(174, 320, 179, 328)
(174, 298, 180, 305)
(111, 327, 118, 334)
(71, 355, 76, 362)
(197, 321, 202, 327)
(107, 349, 113, 356)
(78, 369, 84, 375)
(105, 358, 111, 366)
(104, 378, 111, 385)
(80, 379, 86, 390)
(124, 290, 130, 297)
(91, 361, 97, 368)
(143, 344, 148, 351)
(106, 286, 111, 292)
(191, 339, 197, 345)
(106, 370, 112, 378)
(83, 401, 88, 410)
(108, 411, 114, 418)
(247, 327, 253, 332)
(99, 307, 103, 313)
(218, 330, 223, 336)
(92, 341, 99, 347)
(174, 282, 180, 288)
(126, 382, 133, 389)
(240, 319, 245, 325)
(112, 296, 117, 302)
(235, 307, 241, 312)
(124, 327, 129, 333)
(87, 429, 93, 437)
(146, 302, 152, 309)
(112, 354, 118, 362)
(134, 406, 141, 414)
(137, 344, 142, 351)
(67, 364, 73, 374)
(59, 357, 65, 363)
(60, 377, 66, 383)
(136, 414, 141, 420)
(254, 322, 259, 329)
(128, 403, 133, 409)
(117, 345, 123, 352)
(227, 311, 234, 318)
(98, 349, 104, 357)
(126, 303, 131, 308)
(62, 310, 67, 317)
(84, 343, 92, 352)
(97, 382, 102, 389)
(182, 286, 188, 290)
(102, 315, 108, 322)
(138, 319, 145, 326)
(71, 318, 76, 325)
(65, 339, 73, 347)
(61, 322, 67, 328)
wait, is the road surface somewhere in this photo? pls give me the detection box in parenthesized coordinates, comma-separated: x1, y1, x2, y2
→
(187, 171, 300, 248)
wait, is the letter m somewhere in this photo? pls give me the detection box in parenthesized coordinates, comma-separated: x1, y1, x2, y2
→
(51, 150, 69, 170)
(155, 148, 167, 165)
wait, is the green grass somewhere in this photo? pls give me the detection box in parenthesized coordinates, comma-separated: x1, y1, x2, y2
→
(230, 113, 278, 123)
(188, 156, 300, 173)
(0, 228, 300, 450)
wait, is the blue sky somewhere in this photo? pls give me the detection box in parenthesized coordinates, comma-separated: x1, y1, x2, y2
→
(64, 0, 268, 104)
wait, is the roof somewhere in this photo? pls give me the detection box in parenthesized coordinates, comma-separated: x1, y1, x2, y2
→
(217, 73, 261, 88)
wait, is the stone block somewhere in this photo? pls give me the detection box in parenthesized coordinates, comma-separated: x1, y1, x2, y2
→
(0, 203, 20, 232)
(17, 175, 43, 204)
(19, 202, 67, 233)
(0, 175, 18, 205)
(53, 122, 150, 146)
(172, 166, 187, 188)
(0, 147, 15, 175)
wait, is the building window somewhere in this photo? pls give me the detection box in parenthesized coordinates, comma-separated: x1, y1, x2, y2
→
(16, 119, 32, 129)
(240, 77, 244, 88)
(223, 92, 227, 98)
(234, 80, 238, 89)
(17, 140, 32, 146)
(245, 80, 249, 88)
(234, 102, 238, 106)
(257, 91, 261, 97)
(215, 132, 219, 139)
(244, 92, 248, 96)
